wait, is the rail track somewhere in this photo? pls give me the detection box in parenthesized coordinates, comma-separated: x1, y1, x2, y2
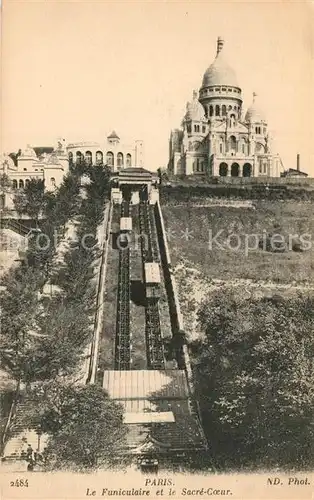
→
(114, 201, 131, 370)
(139, 201, 165, 370)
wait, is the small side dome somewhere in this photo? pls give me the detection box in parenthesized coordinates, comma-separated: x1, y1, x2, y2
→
(20, 145, 37, 158)
(245, 93, 267, 123)
(184, 90, 206, 122)
(107, 130, 120, 140)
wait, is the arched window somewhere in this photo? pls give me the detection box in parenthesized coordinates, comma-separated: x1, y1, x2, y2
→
(243, 163, 252, 177)
(228, 135, 237, 153)
(68, 152, 73, 164)
(12, 179, 18, 189)
(241, 138, 248, 155)
(25, 179, 30, 188)
(228, 105, 232, 111)
(231, 163, 240, 177)
(215, 105, 220, 116)
(76, 151, 83, 165)
(117, 152, 124, 168)
(222, 105, 227, 116)
(194, 124, 200, 133)
(126, 153, 132, 167)
(106, 151, 114, 167)
(51, 177, 56, 187)
(96, 151, 103, 165)
(85, 151, 92, 166)
(202, 125, 206, 133)
(19, 179, 24, 189)
(219, 163, 228, 177)
(193, 159, 197, 172)
(209, 105, 214, 117)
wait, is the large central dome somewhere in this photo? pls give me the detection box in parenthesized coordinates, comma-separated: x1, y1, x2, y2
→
(202, 37, 239, 88)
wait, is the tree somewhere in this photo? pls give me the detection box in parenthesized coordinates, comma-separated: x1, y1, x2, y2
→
(13, 178, 45, 221)
(0, 173, 12, 216)
(23, 382, 126, 469)
(0, 267, 44, 384)
(191, 290, 314, 470)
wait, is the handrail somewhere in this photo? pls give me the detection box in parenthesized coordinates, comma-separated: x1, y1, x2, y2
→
(1, 379, 21, 456)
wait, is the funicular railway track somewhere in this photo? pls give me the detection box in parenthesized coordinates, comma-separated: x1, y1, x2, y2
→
(139, 201, 165, 370)
(114, 200, 131, 370)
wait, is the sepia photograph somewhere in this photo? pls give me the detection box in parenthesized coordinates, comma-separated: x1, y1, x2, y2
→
(0, 0, 314, 498)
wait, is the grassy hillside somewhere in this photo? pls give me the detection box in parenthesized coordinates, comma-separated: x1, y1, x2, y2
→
(163, 200, 314, 284)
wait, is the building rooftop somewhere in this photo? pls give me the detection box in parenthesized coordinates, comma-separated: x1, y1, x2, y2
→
(103, 369, 189, 399)
(144, 262, 161, 284)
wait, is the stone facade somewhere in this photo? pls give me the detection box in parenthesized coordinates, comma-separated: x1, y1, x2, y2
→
(168, 37, 283, 178)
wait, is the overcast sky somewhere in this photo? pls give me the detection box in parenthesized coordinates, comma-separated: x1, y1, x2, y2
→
(2, 0, 314, 174)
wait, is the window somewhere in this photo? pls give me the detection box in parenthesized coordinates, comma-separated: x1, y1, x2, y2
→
(202, 126, 206, 133)
(222, 105, 227, 116)
(76, 151, 83, 165)
(209, 105, 214, 117)
(220, 143, 223, 153)
(126, 153, 132, 167)
(68, 152, 73, 164)
(215, 105, 220, 116)
(228, 88, 232, 92)
(85, 151, 92, 166)
(35, 169, 38, 171)
(222, 88, 226, 91)
(117, 152, 124, 168)
(259, 163, 263, 174)
(187, 124, 191, 133)
(106, 151, 114, 167)
(51, 177, 56, 187)
(23, 168, 27, 171)
(25, 179, 30, 187)
(19, 179, 24, 188)
(12, 179, 18, 189)
(96, 151, 103, 165)
(194, 125, 200, 133)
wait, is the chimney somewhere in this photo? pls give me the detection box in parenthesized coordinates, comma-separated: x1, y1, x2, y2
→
(297, 153, 300, 171)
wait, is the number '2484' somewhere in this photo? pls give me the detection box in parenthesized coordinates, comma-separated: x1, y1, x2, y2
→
(10, 479, 29, 487)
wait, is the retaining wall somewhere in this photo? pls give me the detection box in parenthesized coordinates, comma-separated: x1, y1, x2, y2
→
(86, 201, 113, 384)
(154, 200, 194, 388)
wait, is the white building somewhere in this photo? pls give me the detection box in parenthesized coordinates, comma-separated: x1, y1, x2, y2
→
(168, 37, 284, 178)
(0, 141, 69, 210)
(67, 131, 144, 170)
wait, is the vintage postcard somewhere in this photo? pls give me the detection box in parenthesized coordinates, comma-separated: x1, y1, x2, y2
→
(0, 0, 313, 499)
